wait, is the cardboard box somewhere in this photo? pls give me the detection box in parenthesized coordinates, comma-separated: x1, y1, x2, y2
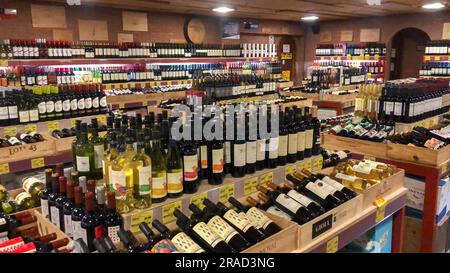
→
(346, 216, 393, 253)
(403, 215, 448, 253)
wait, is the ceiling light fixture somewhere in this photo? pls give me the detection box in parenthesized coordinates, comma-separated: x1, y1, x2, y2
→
(212, 7, 235, 13)
(422, 2, 445, 9)
(301, 15, 319, 21)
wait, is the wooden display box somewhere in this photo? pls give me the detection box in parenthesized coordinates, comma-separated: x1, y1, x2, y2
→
(386, 142, 450, 167)
(297, 194, 363, 249)
(51, 131, 106, 153)
(322, 133, 387, 159)
(360, 169, 405, 210)
(7, 188, 42, 216)
(395, 115, 441, 134)
(0, 135, 55, 164)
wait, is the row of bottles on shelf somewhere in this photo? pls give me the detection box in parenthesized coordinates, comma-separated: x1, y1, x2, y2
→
(308, 67, 366, 87)
(424, 40, 450, 55)
(387, 126, 448, 150)
(0, 39, 276, 60)
(419, 62, 450, 77)
(314, 60, 385, 75)
(0, 132, 45, 147)
(328, 117, 395, 142)
(315, 43, 386, 57)
(52, 123, 107, 139)
(0, 85, 107, 126)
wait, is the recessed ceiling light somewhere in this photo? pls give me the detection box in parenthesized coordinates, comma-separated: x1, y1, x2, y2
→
(301, 16, 319, 21)
(212, 7, 235, 13)
(422, 2, 445, 9)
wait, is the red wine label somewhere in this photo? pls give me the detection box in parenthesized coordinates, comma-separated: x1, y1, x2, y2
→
(268, 138, 278, 159)
(315, 180, 338, 194)
(266, 206, 292, 220)
(223, 209, 252, 233)
(212, 149, 224, 173)
(257, 139, 266, 161)
(305, 182, 329, 199)
(8, 242, 36, 253)
(49, 206, 60, 228)
(183, 155, 198, 181)
(171, 232, 205, 253)
(275, 194, 302, 214)
(192, 222, 222, 248)
(207, 216, 239, 243)
(288, 134, 298, 154)
(297, 131, 305, 152)
(224, 142, 231, 164)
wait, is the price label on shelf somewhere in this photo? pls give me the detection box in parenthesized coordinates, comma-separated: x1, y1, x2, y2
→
(97, 115, 106, 125)
(47, 121, 59, 132)
(300, 160, 311, 172)
(104, 84, 112, 90)
(312, 156, 323, 172)
(129, 83, 136, 88)
(285, 165, 296, 176)
(244, 177, 258, 195)
(0, 163, 10, 175)
(337, 56, 341, 60)
(119, 103, 125, 109)
(0, 60, 8, 67)
(259, 172, 273, 186)
(441, 164, 448, 176)
(70, 119, 77, 128)
(421, 120, 427, 128)
(130, 210, 153, 233)
(219, 184, 235, 204)
(363, 155, 376, 162)
(150, 82, 155, 87)
(24, 124, 37, 133)
(162, 201, 182, 224)
(428, 119, 434, 128)
(4, 126, 17, 137)
(374, 54, 380, 60)
(346, 54, 351, 60)
(424, 56, 431, 61)
(156, 82, 161, 86)
(326, 236, 339, 253)
(31, 157, 45, 169)
(435, 56, 441, 61)
(374, 198, 387, 223)
(190, 192, 208, 210)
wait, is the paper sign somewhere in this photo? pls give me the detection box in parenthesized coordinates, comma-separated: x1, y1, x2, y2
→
(31, 157, 45, 169)
(78, 20, 109, 41)
(219, 184, 235, 204)
(97, 115, 106, 125)
(259, 172, 273, 186)
(122, 11, 148, 32)
(285, 165, 296, 176)
(0, 163, 10, 175)
(281, 53, 293, 60)
(312, 156, 323, 172)
(283, 44, 290, 53)
(190, 192, 208, 210)
(130, 210, 153, 233)
(281, 70, 291, 81)
(326, 236, 339, 253)
(117, 33, 134, 43)
(360, 28, 380, 42)
(374, 198, 387, 223)
(162, 201, 182, 224)
(53, 29, 73, 42)
(244, 177, 258, 195)
(340, 30, 353, 42)
(443, 23, 450, 39)
(24, 124, 37, 133)
(31, 4, 67, 28)
(4, 126, 17, 137)
(47, 121, 59, 132)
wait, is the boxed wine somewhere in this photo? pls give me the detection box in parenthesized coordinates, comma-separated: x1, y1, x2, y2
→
(345, 216, 393, 253)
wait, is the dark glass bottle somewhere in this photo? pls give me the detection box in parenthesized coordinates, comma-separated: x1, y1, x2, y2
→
(55, 176, 68, 232)
(104, 191, 123, 245)
(48, 173, 60, 229)
(80, 192, 101, 252)
(62, 181, 75, 239)
(39, 168, 53, 220)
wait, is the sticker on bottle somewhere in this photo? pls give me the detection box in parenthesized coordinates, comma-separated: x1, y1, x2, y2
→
(64, 214, 73, 237)
(256, 139, 266, 161)
(233, 143, 246, 167)
(223, 209, 252, 233)
(305, 183, 329, 199)
(171, 232, 205, 253)
(167, 171, 183, 194)
(224, 142, 231, 164)
(192, 222, 222, 248)
(207, 216, 239, 243)
(152, 175, 167, 199)
(93, 145, 104, 169)
(76, 156, 90, 172)
(200, 145, 208, 169)
(183, 155, 198, 181)
(275, 194, 302, 214)
(267, 206, 292, 220)
(246, 207, 274, 230)
(110, 169, 126, 200)
(321, 176, 345, 191)
(305, 129, 313, 149)
(107, 225, 121, 244)
(138, 165, 152, 195)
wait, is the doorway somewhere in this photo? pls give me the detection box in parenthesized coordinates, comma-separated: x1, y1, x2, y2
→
(389, 28, 431, 80)
(277, 37, 296, 82)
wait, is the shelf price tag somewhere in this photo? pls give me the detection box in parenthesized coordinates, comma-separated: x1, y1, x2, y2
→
(4, 126, 17, 137)
(435, 56, 441, 61)
(190, 192, 208, 210)
(259, 172, 273, 187)
(162, 201, 182, 224)
(129, 83, 136, 88)
(97, 115, 106, 125)
(374, 198, 387, 223)
(31, 157, 45, 169)
(363, 155, 376, 162)
(118, 103, 125, 109)
(300, 160, 311, 172)
(47, 121, 59, 132)
(0, 60, 8, 67)
(374, 54, 380, 60)
(244, 177, 258, 195)
(285, 165, 296, 176)
(428, 119, 434, 128)
(130, 210, 153, 233)
(219, 184, 235, 204)
(441, 164, 448, 176)
(421, 120, 427, 128)
(312, 156, 323, 172)
(326, 236, 339, 253)
(0, 163, 10, 175)
(24, 124, 37, 133)
(70, 119, 77, 128)
(424, 56, 431, 61)
(156, 82, 161, 86)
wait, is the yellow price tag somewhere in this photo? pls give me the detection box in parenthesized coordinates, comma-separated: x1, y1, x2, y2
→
(24, 124, 37, 133)
(374, 198, 387, 223)
(150, 81, 155, 87)
(374, 54, 380, 60)
(31, 157, 45, 169)
(97, 115, 106, 125)
(428, 119, 434, 128)
(0, 163, 10, 175)
(286, 165, 296, 176)
(70, 119, 77, 128)
(435, 56, 441, 61)
(424, 56, 431, 61)
(118, 103, 125, 109)
(142, 101, 148, 107)
(346, 54, 351, 60)
(421, 121, 427, 128)
(47, 121, 59, 132)
(442, 164, 448, 175)
(364, 55, 370, 60)
(244, 177, 258, 196)
(364, 155, 376, 162)
(302, 160, 312, 172)
(259, 172, 273, 186)
(326, 236, 339, 253)
(337, 56, 341, 60)
(0, 59, 8, 66)
(4, 126, 17, 137)
(129, 83, 136, 88)
(167, 81, 173, 86)
(219, 184, 235, 204)
(330, 57, 334, 60)
(162, 201, 182, 224)
(156, 82, 161, 86)
(130, 210, 153, 233)
(190, 192, 208, 210)
(312, 156, 323, 172)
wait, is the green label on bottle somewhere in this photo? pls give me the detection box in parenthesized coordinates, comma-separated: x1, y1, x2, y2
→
(138, 166, 152, 195)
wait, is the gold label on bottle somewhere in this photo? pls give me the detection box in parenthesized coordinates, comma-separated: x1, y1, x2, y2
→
(152, 175, 167, 198)
(207, 216, 239, 243)
(192, 222, 222, 248)
(172, 232, 205, 253)
(167, 171, 183, 194)
(223, 209, 252, 233)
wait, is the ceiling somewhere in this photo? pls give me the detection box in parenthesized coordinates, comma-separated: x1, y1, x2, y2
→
(43, 0, 449, 21)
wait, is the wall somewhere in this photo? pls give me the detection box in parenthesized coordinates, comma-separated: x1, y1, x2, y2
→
(304, 11, 450, 81)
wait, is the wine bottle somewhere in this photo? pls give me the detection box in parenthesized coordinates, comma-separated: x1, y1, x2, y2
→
(232, 112, 247, 178)
(182, 123, 199, 194)
(150, 130, 167, 203)
(304, 171, 357, 199)
(104, 191, 123, 244)
(90, 118, 105, 180)
(71, 186, 85, 242)
(62, 181, 75, 238)
(117, 229, 146, 253)
(138, 222, 161, 250)
(80, 192, 100, 252)
(48, 173, 60, 228)
(277, 111, 288, 166)
(39, 168, 53, 219)
(287, 108, 299, 164)
(55, 176, 68, 232)
(133, 133, 152, 208)
(74, 123, 95, 180)
(300, 169, 350, 202)
(151, 219, 205, 253)
(166, 139, 183, 198)
(209, 119, 224, 185)
(103, 132, 119, 190)
(303, 107, 314, 158)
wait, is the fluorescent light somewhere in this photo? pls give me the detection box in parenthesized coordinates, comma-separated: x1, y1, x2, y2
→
(212, 7, 235, 13)
(422, 2, 445, 9)
(301, 16, 319, 21)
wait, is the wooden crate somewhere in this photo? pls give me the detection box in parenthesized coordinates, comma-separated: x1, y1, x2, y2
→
(277, 81, 294, 90)
(297, 194, 363, 249)
(360, 169, 405, 210)
(395, 115, 441, 134)
(322, 133, 388, 159)
(0, 135, 55, 164)
(52, 131, 106, 153)
(106, 91, 185, 105)
(386, 142, 450, 167)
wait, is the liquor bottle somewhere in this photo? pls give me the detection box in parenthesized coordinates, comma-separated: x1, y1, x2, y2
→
(266, 109, 278, 169)
(71, 120, 82, 172)
(232, 112, 246, 178)
(277, 111, 288, 166)
(150, 130, 167, 203)
(166, 139, 183, 198)
(203, 199, 266, 244)
(151, 219, 206, 254)
(39, 168, 53, 219)
(95, 186, 107, 235)
(104, 191, 123, 244)
(223, 112, 232, 174)
(48, 173, 60, 228)
(256, 185, 312, 225)
(188, 203, 250, 252)
(286, 108, 298, 163)
(199, 117, 209, 180)
(228, 196, 282, 236)
(80, 192, 100, 252)
(303, 107, 314, 158)
(256, 108, 267, 171)
(93, 237, 115, 253)
(90, 118, 105, 181)
(55, 176, 68, 232)
(132, 133, 152, 208)
(74, 123, 95, 180)
(102, 132, 118, 190)
(138, 222, 161, 250)
(62, 181, 75, 239)
(71, 186, 85, 242)
(173, 208, 234, 253)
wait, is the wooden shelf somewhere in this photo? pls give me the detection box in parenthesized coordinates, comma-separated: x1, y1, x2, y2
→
(315, 55, 386, 61)
(423, 55, 450, 61)
(106, 91, 186, 110)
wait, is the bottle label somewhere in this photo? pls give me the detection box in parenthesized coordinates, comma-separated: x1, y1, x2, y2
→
(268, 137, 278, 159)
(37, 102, 46, 114)
(46, 101, 54, 113)
(78, 98, 85, 110)
(92, 97, 99, 108)
(110, 169, 126, 200)
(150, 239, 178, 253)
(315, 180, 338, 194)
(207, 216, 239, 243)
(50, 206, 60, 228)
(305, 129, 313, 149)
(29, 110, 39, 122)
(352, 164, 372, 175)
(152, 175, 167, 199)
(192, 222, 222, 248)
(64, 214, 73, 237)
(200, 145, 208, 169)
(275, 194, 302, 214)
(22, 177, 42, 193)
(171, 232, 205, 253)
(62, 100, 71, 112)
(287, 190, 313, 207)
(335, 173, 358, 182)
(138, 165, 152, 195)
(8, 106, 18, 119)
(80, 227, 88, 246)
(224, 142, 231, 164)
(19, 110, 30, 123)
(183, 155, 198, 181)
(40, 199, 49, 218)
(84, 98, 92, 109)
(305, 182, 329, 199)
(107, 225, 121, 244)
(233, 143, 246, 167)
(246, 141, 257, 164)
(223, 209, 252, 233)
(394, 102, 403, 116)
(278, 135, 288, 157)
(100, 96, 107, 107)
(93, 145, 104, 169)
(246, 207, 274, 230)
(256, 139, 266, 161)
(288, 134, 298, 155)
(267, 206, 292, 220)
(71, 99, 78, 110)
(76, 156, 90, 172)
(335, 151, 348, 160)
(167, 171, 183, 194)
(321, 176, 345, 191)
(54, 101, 62, 112)
(212, 148, 224, 173)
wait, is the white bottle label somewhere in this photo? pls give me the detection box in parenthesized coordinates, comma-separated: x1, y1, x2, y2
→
(246, 207, 274, 230)
(269, 138, 278, 159)
(107, 225, 121, 244)
(152, 175, 167, 199)
(110, 170, 126, 200)
(183, 155, 198, 181)
(167, 171, 183, 194)
(224, 142, 231, 164)
(200, 145, 208, 169)
(246, 141, 257, 164)
(286, 190, 313, 207)
(305, 183, 329, 199)
(64, 215, 73, 237)
(192, 222, 222, 248)
(352, 164, 372, 175)
(171, 232, 205, 253)
(275, 194, 302, 214)
(76, 156, 90, 172)
(207, 216, 239, 243)
(315, 180, 338, 194)
(288, 134, 298, 155)
(257, 139, 266, 161)
(335, 173, 357, 182)
(72, 220, 82, 241)
(267, 206, 292, 220)
(278, 135, 288, 157)
(212, 148, 224, 173)
(321, 176, 345, 191)
(50, 206, 60, 228)
(40, 199, 49, 218)
(305, 129, 313, 149)
(138, 166, 152, 195)
(233, 143, 246, 167)
(223, 209, 252, 232)
(93, 145, 104, 169)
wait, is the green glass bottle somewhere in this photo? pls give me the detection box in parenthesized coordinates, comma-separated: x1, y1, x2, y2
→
(132, 133, 152, 209)
(151, 130, 167, 203)
(166, 138, 183, 198)
(90, 118, 105, 181)
(74, 123, 95, 180)
(72, 120, 82, 172)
